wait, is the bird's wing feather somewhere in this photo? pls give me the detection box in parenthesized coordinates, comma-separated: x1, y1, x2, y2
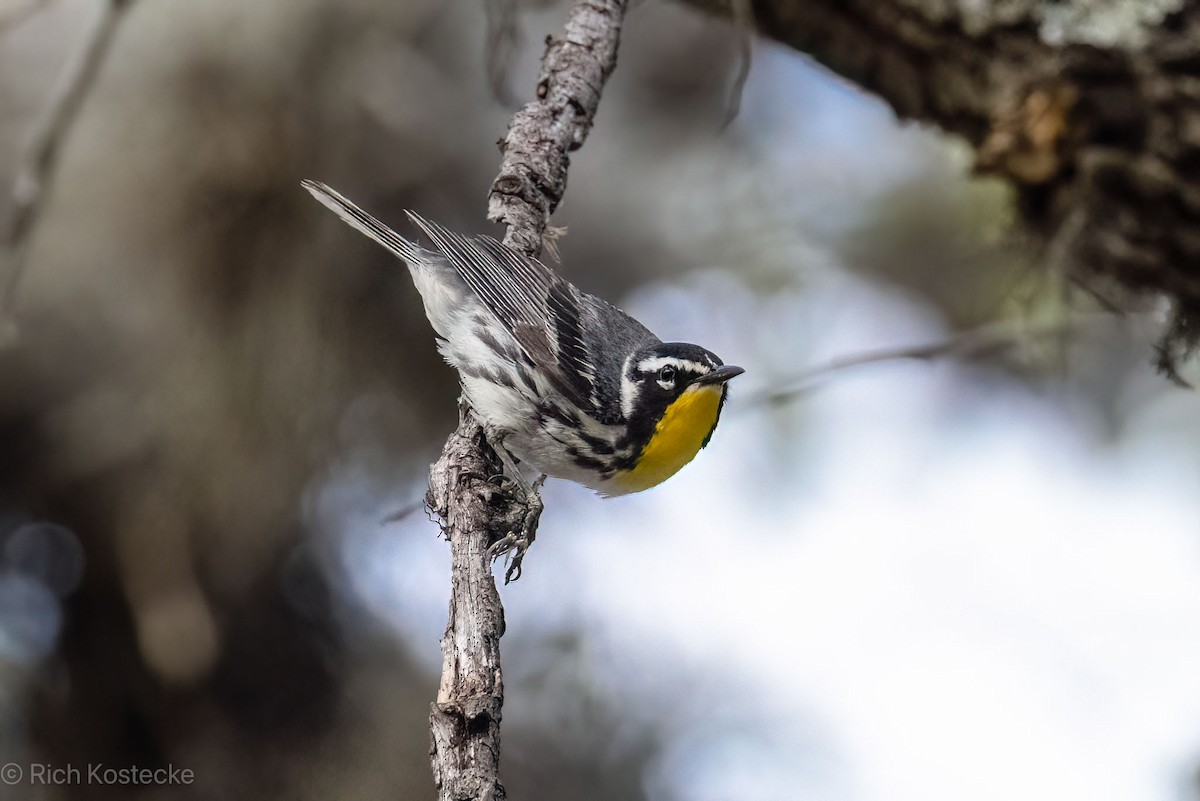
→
(405, 212, 599, 412)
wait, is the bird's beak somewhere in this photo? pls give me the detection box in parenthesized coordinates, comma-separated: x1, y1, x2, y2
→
(693, 365, 745, 386)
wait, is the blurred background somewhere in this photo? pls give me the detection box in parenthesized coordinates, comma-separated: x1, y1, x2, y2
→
(2, 0, 1200, 799)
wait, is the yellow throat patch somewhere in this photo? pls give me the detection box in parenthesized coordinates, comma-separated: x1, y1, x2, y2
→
(609, 383, 725, 495)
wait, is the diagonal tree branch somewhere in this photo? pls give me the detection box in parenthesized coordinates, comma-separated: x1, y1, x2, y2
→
(0, 0, 133, 333)
(743, 318, 1073, 408)
(427, 2, 628, 800)
(487, 0, 627, 256)
(0, 0, 51, 34)
(742, 309, 1163, 409)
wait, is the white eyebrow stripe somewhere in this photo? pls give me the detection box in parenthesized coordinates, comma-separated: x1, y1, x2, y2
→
(636, 357, 712, 374)
(621, 372, 638, 420)
(620, 353, 639, 419)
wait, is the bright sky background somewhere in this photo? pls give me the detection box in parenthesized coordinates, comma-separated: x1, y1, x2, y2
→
(320, 39, 1200, 801)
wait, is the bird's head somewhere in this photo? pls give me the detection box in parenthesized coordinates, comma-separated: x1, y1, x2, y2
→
(620, 342, 744, 438)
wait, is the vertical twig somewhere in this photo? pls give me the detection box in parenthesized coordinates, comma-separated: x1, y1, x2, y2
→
(0, 0, 132, 331)
(428, 1, 628, 799)
(427, 405, 509, 801)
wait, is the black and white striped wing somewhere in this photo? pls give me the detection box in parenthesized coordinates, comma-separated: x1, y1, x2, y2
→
(405, 213, 598, 413)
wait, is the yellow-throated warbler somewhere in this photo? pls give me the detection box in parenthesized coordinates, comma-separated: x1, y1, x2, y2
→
(303, 180, 743, 496)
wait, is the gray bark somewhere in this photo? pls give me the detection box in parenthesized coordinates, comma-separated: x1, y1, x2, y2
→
(488, 0, 628, 256)
(1, 0, 132, 328)
(427, 2, 628, 799)
(427, 406, 510, 801)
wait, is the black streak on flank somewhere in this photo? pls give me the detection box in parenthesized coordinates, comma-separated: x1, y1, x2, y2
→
(541, 402, 577, 427)
(476, 325, 521, 364)
(514, 363, 538, 393)
(568, 448, 607, 472)
(575, 431, 614, 455)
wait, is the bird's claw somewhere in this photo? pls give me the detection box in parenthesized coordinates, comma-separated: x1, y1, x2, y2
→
(487, 474, 545, 583)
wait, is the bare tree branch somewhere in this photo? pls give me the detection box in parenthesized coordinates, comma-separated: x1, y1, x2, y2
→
(484, 0, 521, 106)
(744, 319, 1069, 408)
(428, 2, 628, 800)
(427, 405, 510, 801)
(487, 0, 628, 256)
(719, 0, 754, 129)
(0, 0, 132, 335)
(743, 311, 1163, 408)
(0, 0, 51, 33)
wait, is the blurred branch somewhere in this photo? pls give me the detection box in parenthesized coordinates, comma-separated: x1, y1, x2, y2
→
(0, 0, 132, 333)
(745, 317, 1079, 407)
(484, 0, 520, 105)
(718, 0, 753, 129)
(0, 0, 51, 33)
(429, 2, 628, 800)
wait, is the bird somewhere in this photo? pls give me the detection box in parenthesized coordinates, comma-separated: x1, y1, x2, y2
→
(302, 180, 743, 499)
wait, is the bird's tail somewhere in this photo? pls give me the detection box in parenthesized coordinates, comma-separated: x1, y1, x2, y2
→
(301, 179, 424, 265)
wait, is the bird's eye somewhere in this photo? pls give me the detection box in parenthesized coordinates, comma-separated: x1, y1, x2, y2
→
(658, 365, 676, 383)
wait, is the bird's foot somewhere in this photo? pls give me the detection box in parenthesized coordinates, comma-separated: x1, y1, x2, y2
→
(487, 474, 545, 583)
